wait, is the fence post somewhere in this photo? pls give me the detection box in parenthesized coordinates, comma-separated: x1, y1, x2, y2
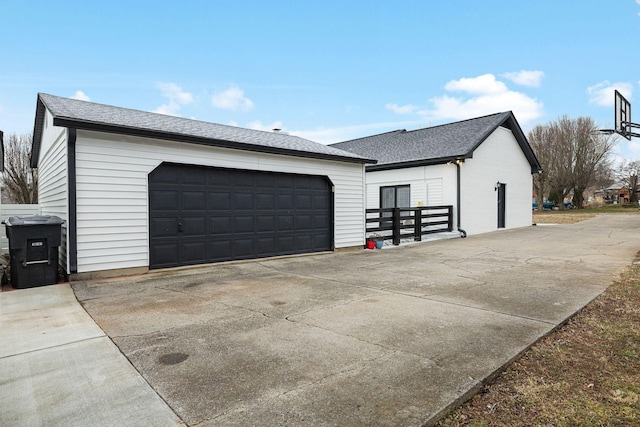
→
(392, 208, 401, 246)
(447, 206, 453, 231)
(414, 208, 422, 241)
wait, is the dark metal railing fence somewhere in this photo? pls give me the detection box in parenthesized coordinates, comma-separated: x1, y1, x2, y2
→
(365, 206, 453, 246)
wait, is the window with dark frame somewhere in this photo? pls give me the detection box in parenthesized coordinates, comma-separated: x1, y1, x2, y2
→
(380, 185, 410, 218)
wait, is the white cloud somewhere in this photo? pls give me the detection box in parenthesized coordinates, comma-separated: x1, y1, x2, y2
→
(212, 85, 254, 111)
(153, 82, 193, 116)
(417, 73, 544, 124)
(612, 137, 640, 163)
(587, 81, 633, 107)
(444, 73, 508, 95)
(246, 120, 283, 132)
(502, 70, 544, 87)
(71, 90, 90, 101)
(385, 103, 419, 114)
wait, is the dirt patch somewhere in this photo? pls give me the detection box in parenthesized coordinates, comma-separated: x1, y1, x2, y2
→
(534, 207, 640, 225)
(533, 212, 598, 224)
(437, 254, 640, 426)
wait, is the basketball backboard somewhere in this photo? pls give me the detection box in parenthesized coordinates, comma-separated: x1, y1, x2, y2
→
(615, 90, 632, 140)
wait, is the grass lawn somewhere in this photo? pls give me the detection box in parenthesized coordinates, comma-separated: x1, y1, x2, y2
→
(437, 211, 640, 426)
(534, 204, 640, 224)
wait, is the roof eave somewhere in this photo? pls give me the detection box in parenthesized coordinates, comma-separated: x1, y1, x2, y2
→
(500, 112, 542, 174)
(31, 96, 47, 168)
(365, 155, 468, 172)
(0, 130, 4, 172)
(48, 116, 376, 166)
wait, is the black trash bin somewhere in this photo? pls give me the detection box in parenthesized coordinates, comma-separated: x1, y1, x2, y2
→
(4, 215, 64, 289)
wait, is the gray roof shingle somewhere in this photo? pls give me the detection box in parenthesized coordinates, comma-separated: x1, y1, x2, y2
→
(32, 93, 374, 167)
(330, 112, 541, 173)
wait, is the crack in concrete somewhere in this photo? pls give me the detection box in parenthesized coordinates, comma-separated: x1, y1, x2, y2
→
(418, 296, 557, 326)
(191, 350, 419, 426)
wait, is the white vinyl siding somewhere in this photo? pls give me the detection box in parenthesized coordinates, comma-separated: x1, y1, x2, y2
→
(74, 131, 366, 274)
(365, 165, 456, 210)
(0, 204, 42, 254)
(35, 114, 69, 271)
(425, 178, 444, 206)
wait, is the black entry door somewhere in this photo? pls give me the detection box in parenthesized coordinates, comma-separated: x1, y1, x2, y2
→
(149, 163, 333, 269)
(497, 183, 506, 228)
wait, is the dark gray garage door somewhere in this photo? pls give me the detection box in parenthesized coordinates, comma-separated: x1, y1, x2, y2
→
(148, 163, 333, 269)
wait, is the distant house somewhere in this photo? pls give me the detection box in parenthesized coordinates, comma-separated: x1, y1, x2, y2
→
(31, 94, 373, 279)
(592, 183, 638, 205)
(330, 112, 541, 236)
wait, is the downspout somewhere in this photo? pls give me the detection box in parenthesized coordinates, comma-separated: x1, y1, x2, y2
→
(456, 160, 467, 238)
(68, 128, 78, 275)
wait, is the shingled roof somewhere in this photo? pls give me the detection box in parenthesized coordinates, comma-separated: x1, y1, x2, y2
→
(31, 93, 375, 168)
(330, 112, 541, 173)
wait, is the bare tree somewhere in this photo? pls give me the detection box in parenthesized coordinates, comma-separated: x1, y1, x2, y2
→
(529, 125, 554, 211)
(570, 117, 617, 208)
(1, 132, 38, 204)
(528, 116, 616, 210)
(616, 160, 640, 204)
(529, 118, 573, 210)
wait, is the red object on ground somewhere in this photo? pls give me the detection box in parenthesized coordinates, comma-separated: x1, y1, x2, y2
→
(366, 241, 376, 250)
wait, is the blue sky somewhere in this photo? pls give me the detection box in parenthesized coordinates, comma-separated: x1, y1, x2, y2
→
(1, 1, 639, 160)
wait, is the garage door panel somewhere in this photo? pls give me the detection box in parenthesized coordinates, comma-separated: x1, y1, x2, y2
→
(276, 236, 295, 252)
(256, 238, 275, 254)
(152, 166, 179, 184)
(314, 214, 330, 228)
(234, 193, 254, 209)
(210, 217, 232, 233)
(181, 241, 207, 263)
(234, 238, 255, 257)
(208, 193, 230, 209)
(296, 234, 313, 250)
(182, 216, 206, 235)
(256, 215, 275, 232)
(233, 171, 254, 187)
(234, 216, 254, 233)
(181, 168, 206, 185)
(295, 215, 312, 230)
(277, 215, 294, 231)
(256, 174, 275, 188)
(149, 163, 333, 269)
(209, 240, 232, 260)
(151, 242, 179, 267)
(276, 194, 294, 209)
(312, 232, 331, 247)
(150, 218, 179, 237)
(296, 194, 312, 209)
(182, 191, 206, 210)
(255, 194, 274, 209)
(313, 194, 330, 209)
(276, 175, 294, 188)
(150, 190, 178, 210)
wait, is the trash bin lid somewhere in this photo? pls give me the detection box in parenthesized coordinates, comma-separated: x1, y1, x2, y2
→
(4, 215, 65, 227)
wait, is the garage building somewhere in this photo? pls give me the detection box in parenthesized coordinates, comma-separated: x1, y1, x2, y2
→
(31, 94, 373, 279)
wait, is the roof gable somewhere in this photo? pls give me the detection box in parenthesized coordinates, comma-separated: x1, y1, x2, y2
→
(31, 93, 375, 168)
(330, 112, 541, 173)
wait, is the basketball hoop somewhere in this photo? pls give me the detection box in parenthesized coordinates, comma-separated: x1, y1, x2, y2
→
(611, 90, 640, 140)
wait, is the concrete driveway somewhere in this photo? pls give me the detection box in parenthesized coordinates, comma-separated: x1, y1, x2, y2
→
(73, 215, 640, 426)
